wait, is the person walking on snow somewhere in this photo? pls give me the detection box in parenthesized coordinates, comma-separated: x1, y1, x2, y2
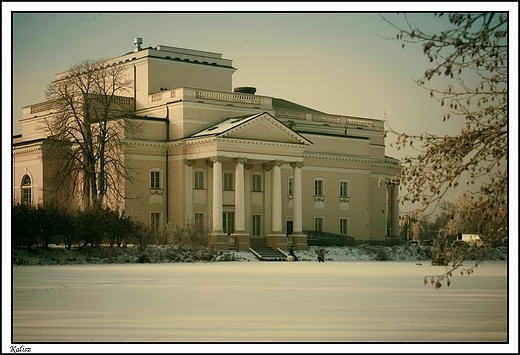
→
(289, 246, 298, 261)
(316, 248, 325, 262)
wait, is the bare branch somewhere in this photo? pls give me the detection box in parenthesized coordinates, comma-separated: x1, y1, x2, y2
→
(381, 13, 508, 287)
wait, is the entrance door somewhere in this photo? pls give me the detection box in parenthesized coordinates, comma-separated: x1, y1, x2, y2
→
(286, 221, 293, 237)
(250, 214, 265, 246)
(223, 212, 235, 235)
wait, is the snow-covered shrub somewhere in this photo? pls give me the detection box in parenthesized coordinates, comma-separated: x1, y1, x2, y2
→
(374, 247, 390, 261)
(138, 254, 152, 263)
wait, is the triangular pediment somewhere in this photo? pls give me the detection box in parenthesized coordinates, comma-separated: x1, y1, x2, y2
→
(191, 112, 311, 146)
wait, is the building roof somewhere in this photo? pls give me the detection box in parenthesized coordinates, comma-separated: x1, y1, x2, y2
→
(189, 112, 312, 146)
(190, 113, 260, 138)
(272, 98, 324, 114)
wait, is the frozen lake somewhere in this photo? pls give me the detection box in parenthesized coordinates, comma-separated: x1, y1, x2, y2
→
(9, 260, 513, 353)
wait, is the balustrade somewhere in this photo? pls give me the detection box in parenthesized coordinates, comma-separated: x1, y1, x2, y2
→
(30, 95, 134, 115)
(312, 114, 342, 124)
(30, 101, 53, 114)
(149, 89, 176, 104)
(274, 110, 377, 129)
(151, 93, 163, 102)
(196, 89, 261, 105)
(275, 110, 307, 120)
(346, 117, 374, 128)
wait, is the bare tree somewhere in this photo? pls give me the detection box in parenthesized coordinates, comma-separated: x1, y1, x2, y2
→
(41, 58, 142, 210)
(380, 13, 508, 287)
(443, 192, 505, 239)
(171, 218, 213, 247)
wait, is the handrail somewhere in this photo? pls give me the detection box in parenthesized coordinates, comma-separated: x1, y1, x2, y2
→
(303, 230, 355, 246)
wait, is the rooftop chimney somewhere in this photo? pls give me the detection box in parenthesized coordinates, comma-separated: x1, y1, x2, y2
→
(134, 37, 143, 52)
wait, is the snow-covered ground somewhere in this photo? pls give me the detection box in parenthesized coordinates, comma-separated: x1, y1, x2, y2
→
(8, 259, 515, 353)
(10, 244, 508, 265)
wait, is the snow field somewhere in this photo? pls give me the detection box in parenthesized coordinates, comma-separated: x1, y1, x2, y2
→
(9, 260, 513, 353)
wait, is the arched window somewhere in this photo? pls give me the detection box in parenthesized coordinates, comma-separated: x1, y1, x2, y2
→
(21, 174, 32, 205)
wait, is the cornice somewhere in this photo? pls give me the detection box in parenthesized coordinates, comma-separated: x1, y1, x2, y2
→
(184, 136, 307, 150)
(125, 139, 182, 148)
(304, 152, 375, 163)
(184, 137, 216, 146)
(371, 162, 402, 170)
(13, 145, 42, 156)
(219, 137, 307, 149)
(125, 140, 166, 148)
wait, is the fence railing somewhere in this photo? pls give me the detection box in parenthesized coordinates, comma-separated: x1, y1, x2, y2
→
(304, 231, 403, 247)
(303, 230, 355, 247)
(353, 238, 402, 247)
(228, 236, 237, 249)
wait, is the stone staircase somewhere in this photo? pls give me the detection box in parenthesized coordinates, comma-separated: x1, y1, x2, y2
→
(249, 245, 288, 261)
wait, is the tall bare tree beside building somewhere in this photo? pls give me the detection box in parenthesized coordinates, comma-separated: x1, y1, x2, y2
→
(381, 13, 508, 286)
(41, 58, 142, 210)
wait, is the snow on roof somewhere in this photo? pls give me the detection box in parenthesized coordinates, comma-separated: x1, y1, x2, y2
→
(190, 113, 262, 138)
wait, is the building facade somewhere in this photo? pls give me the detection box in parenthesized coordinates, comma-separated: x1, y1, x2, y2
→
(13, 40, 401, 251)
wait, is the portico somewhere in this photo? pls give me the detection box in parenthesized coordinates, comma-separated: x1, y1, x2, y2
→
(183, 112, 311, 251)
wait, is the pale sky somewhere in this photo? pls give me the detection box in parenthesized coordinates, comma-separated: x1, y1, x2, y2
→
(4, 3, 518, 215)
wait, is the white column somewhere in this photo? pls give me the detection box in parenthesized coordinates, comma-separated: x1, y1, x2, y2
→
(185, 159, 195, 221)
(391, 183, 400, 238)
(291, 161, 304, 234)
(211, 156, 224, 233)
(271, 160, 284, 234)
(234, 157, 246, 233)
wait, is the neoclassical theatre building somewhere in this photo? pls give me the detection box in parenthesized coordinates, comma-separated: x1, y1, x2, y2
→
(13, 39, 401, 251)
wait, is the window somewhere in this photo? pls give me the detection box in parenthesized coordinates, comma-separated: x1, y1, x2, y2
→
(150, 170, 161, 189)
(194, 213, 205, 230)
(223, 212, 235, 235)
(340, 218, 349, 235)
(252, 174, 262, 192)
(252, 215, 262, 236)
(339, 180, 349, 198)
(224, 172, 234, 191)
(314, 217, 324, 232)
(151, 212, 161, 233)
(314, 179, 323, 196)
(194, 171, 205, 189)
(21, 174, 32, 205)
(288, 177, 294, 195)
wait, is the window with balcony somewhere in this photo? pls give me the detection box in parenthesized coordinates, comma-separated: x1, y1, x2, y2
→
(150, 170, 161, 189)
(314, 178, 324, 196)
(339, 180, 349, 198)
(339, 179, 351, 205)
